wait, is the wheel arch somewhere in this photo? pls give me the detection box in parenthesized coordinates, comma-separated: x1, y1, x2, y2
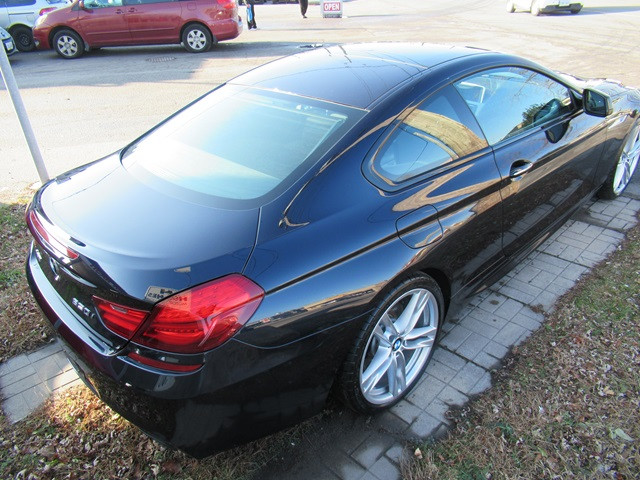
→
(418, 267, 451, 314)
(180, 21, 216, 43)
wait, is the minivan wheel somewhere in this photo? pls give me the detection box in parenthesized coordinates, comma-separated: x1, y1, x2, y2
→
(339, 274, 443, 413)
(11, 25, 35, 52)
(53, 30, 85, 59)
(182, 24, 212, 53)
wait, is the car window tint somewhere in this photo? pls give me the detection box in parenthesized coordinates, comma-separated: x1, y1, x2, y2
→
(372, 85, 488, 185)
(124, 0, 174, 4)
(455, 67, 573, 145)
(85, 0, 123, 6)
(122, 86, 364, 202)
(5, 0, 36, 6)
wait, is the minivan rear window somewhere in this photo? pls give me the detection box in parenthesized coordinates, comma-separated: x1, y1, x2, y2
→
(123, 85, 363, 205)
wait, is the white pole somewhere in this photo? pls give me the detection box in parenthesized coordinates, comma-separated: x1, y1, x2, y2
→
(0, 43, 50, 184)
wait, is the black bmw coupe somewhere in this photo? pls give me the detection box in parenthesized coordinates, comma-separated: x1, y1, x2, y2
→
(26, 43, 640, 457)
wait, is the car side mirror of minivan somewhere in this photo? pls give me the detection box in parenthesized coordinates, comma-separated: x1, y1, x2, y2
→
(583, 88, 612, 117)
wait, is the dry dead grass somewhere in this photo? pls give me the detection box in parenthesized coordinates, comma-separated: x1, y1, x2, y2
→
(0, 200, 55, 363)
(404, 224, 640, 479)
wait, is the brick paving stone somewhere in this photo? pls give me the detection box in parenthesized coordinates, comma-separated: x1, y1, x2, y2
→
(2, 372, 45, 397)
(493, 298, 524, 320)
(409, 412, 442, 438)
(0, 354, 31, 378)
(368, 456, 400, 480)
(425, 399, 450, 422)
(468, 371, 492, 396)
(472, 351, 501, 370)
(498, 285, 537, 304)
(22, 383, 51, 412)
(33, 356, 68, 382)
(449, 362, 487, 395)
(425, 360, 458, 384)
(26, 341, 63, 363)
(438, 386, 469, 406)
(351, 434, 393, 469)
(459, 315, 499, 339)
(407, 374, 446, 409)
(45, 369, 79, 392)
(560, 263, 588, 281)
(2, 393, 31, 422)
(536, 252, 571, 270)
(510, 310, 543, 330)
(385, 444, 404, 464)
(512, 265, 541, 283)
(456, 334, 490, 361)
(529, 270, 559, 290)
(484, 340, 510, 360)
(431, 348, 467, 371)
(390, 400, 422, 425)
(478, 293, 506, 313)
(557, 233, 590, 249)
(324, 451, 367, 480)
(493, 323, 528, 347)
(0, 363, 36, 388)
(440, 324, 472, 350)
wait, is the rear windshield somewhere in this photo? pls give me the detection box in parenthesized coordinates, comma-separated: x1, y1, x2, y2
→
(123, 85, 364, 206)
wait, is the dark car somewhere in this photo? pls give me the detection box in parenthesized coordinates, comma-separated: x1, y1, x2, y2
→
(32, 0, 242, 59)
(1, 25, 16, 55)
(26, 43, 640, 457)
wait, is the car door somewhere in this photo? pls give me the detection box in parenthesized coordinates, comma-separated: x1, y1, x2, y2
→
(77, 0, 131, 45)
(365, 84, 505, 296)
(123, 0, 182, 44)
(0, 1, 9, 29)
(454, 67, 606, 257)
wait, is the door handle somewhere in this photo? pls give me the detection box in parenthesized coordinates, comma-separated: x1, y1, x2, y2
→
(115, 8, 125, 13)
(127, 7, 136, 12)
(509, 160, 533, 178)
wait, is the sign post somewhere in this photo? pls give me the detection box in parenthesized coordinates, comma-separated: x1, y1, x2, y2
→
(0, 41, 49, 184)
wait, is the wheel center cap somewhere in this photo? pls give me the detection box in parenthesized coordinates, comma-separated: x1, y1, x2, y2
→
(392, 339, 402, 351)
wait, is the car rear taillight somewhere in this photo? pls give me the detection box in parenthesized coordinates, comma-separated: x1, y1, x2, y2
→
(39, 7, 56, 15)
(95, 275, 263, 354)
(217, 0, 235, 9)
(133, 274, 264, 353)
(93, 296, 148, 339)
(27, 210, 79, 261)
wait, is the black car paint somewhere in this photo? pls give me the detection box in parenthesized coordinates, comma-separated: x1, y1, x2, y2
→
(26, 44, 639, 456)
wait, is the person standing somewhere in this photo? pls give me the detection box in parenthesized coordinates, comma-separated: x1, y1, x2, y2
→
(246, 0, 257, 29)
(299, 0, 308, 18)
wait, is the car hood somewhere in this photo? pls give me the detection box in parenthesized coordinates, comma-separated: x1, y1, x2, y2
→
(35, 154, 259, 302)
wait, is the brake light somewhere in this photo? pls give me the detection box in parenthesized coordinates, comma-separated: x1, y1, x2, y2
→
(27, 210, 79, 261)
(132, 274, 263, 354)
(218, 0, 235, 9)
(93, 296, 148, 339)
(39, 7, 56, 15)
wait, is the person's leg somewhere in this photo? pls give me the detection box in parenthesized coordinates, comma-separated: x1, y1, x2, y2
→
(300, 0, 308, 17)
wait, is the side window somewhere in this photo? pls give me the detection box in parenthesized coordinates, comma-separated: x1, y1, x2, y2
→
(5, 0, 37, 6)
(371, 85, 488, 186)
(123, 0, 174, 4)
(85, 0, 123, 7)
(454, 67, 573, 145)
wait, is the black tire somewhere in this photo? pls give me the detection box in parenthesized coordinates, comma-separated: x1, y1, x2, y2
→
(10, 25, 35, 52)
(52, 29, 85, 59)
(597, 121, 640, 200)
(530, 0, 541, 15)
(570, 6, 582, 13)
(338, 273, 444, 413)
(182, 23, 212, 53)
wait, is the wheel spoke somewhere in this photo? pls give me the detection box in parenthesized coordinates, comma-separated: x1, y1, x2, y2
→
(379, 312, 399, 337)
(361, 347, 392, 394)
(372, 324, 392, 348)
(403, 325, 438, 350)
(387, 352, 407, 397)
(394, 290, 430, 336)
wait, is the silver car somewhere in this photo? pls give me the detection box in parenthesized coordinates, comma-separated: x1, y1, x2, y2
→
(0, 0, 68, 51)
(1, 26, 16, 56)
(507, 0, 583, 15)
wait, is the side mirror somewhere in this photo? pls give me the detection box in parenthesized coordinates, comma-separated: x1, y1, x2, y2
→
(583, 88, 612, 117)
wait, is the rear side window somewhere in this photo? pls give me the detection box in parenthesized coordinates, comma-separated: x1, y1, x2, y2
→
(123, 85, 364, 204)
(370, 85, 488, 187)
(454, 67, 574, 145)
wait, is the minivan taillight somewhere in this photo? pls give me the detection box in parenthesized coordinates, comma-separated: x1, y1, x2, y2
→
(96, 275, 264, 353)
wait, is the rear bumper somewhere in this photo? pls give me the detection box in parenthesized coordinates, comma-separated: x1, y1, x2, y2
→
(26, 244, 355, 457)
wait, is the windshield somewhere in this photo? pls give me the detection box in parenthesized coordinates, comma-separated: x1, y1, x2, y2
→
(123, 85, 364, 206)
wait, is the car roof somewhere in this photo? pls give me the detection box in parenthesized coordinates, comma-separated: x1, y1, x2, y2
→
(229, 43, 490, 109)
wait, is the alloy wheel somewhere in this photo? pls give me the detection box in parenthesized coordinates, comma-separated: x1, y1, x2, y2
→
(359, 288, 439, 405)
(56, 35, 78, 58)
(186, 30, 207, 51)
(613, 124, 640, 195)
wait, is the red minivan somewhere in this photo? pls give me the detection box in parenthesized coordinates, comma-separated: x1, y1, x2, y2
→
(33, 0, 241, 58)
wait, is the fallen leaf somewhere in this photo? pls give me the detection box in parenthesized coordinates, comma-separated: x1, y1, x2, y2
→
(414, 447, 423, 460)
